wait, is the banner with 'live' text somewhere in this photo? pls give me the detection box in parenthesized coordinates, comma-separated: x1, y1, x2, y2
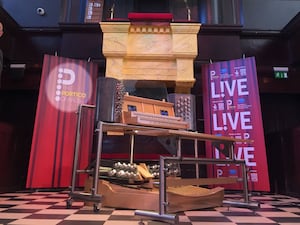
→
(202, 57, 270, 191)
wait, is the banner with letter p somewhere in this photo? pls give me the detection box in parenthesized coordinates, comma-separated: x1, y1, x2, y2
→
(202, 57, 270, 191)
(26, 55, 98, 188)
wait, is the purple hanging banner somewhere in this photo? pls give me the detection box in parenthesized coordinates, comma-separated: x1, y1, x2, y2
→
(202, 57, 270, 191)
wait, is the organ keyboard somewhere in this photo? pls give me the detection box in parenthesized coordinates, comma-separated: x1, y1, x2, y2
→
(122, 111, 189, 130)
(120, 95, 189, 130)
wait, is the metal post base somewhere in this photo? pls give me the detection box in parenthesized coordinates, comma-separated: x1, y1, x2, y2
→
(135, 210, 179, 224)
(223, 200, 260, 209)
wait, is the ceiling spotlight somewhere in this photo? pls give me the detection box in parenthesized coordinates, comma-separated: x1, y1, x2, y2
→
(36, 7, 45, 16)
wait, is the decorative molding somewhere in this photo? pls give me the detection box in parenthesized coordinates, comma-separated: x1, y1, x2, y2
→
(101, 21, 200, 93)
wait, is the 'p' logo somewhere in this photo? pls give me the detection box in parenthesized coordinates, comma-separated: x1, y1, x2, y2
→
(56, 68, 76, 102)
(46, 62, 93, 112)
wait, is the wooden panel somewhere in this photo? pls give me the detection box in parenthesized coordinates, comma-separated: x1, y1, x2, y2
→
(122, 95, 175, 116)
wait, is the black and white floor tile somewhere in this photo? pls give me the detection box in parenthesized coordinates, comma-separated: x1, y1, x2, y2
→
(1, 190, 300, 224)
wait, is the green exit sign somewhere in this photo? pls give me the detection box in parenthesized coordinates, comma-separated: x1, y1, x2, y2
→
(273, 67, 288, 79)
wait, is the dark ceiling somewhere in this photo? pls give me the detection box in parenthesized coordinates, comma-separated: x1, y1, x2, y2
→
(1, 0, 300, 30)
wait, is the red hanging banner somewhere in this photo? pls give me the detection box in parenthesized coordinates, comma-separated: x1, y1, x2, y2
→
(26, 55, 98, 188)
(202, 57, 270, 191)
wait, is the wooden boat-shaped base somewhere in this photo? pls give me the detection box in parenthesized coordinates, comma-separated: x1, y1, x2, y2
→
(84, 178, 224, 213)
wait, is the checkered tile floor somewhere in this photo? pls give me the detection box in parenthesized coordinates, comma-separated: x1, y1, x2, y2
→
(1, 190, 300, 225)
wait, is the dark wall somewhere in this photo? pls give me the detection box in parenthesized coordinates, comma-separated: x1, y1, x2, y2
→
(133, 0, 169, 13)
(0, 90, 38, 191)
(263, 93, 300, 196)
(242, 0, 300, 30)
(197, 25, 242, 62)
